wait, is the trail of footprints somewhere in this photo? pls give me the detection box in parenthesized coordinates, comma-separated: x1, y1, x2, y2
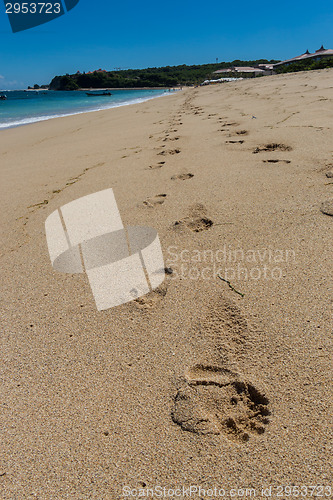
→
(145, 100, 195, 204)
(218, 120, 247, 146)
(137, 99, 273, 442)
(145, 95, 245, 210)
(216, 111, 331, 217)
(137, 96, 331, 442)
(218, 118, 295, 167)
(23, 161, 106, 222)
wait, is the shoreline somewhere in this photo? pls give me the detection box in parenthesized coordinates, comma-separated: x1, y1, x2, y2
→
(1, 69, 332, 497)
(78, 87, 184, 91)
(0, 88, 175, 131)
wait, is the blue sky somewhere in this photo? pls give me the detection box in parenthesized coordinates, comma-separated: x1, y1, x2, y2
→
(1, 0, 333, 89)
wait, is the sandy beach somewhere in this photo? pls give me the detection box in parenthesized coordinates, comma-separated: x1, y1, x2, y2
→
(1, 69, 332, 498)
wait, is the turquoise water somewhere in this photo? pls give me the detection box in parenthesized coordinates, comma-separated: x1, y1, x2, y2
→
(0, 89, 169, 129)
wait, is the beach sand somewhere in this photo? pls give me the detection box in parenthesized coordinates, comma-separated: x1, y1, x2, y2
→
(0, 69, 332, 498)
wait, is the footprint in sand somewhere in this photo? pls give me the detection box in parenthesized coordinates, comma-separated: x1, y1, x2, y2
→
(325, 171, 333, 178)
(263, 159, 291, 164)
(158, 149, 181, 156)
(221, 122, 240, 127)
(253, 143, 292, 154)
(148, 161, 165, 170)
(172, 364, 270, 442)
(163, 137, 180, 142)
(235, 130, 248, 136)
(226, 140, 244, 144)
(171, 173, 194, 181)
(28, 199, 49, 210)
(320, 200, 333, 216)
(143, 194, 167, 207)
(133, 284, 168, 310)
(174, 203, 213, 232)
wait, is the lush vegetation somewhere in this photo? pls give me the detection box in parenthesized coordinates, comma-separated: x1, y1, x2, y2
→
(49, 60, 279, 90)
(275, 57, 333, 73)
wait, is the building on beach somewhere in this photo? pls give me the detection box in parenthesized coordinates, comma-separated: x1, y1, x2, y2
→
(211, 46, 332, 79)
(273, 46, 333, 68)
(213, 66, 272, 77)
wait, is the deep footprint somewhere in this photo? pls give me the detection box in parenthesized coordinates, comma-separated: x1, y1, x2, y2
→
(172, 364, 270, 441)
(174, 203, 213, 232)
(253, 143, 292, 154)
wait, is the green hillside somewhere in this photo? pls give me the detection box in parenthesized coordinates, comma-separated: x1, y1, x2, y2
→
(49, 60, 278, 90)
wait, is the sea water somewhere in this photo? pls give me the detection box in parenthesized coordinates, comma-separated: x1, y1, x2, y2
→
(0, 88, 170, 129)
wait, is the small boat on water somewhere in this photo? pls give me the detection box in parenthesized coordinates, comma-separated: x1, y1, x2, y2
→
(0, 94, 7, 100)
(86, 91, 112, 96)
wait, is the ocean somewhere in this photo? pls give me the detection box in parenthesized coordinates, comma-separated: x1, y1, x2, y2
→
(0, 88, 170, 130)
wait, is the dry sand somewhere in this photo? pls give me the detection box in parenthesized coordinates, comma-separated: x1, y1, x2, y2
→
(0, 69, 332, 498)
